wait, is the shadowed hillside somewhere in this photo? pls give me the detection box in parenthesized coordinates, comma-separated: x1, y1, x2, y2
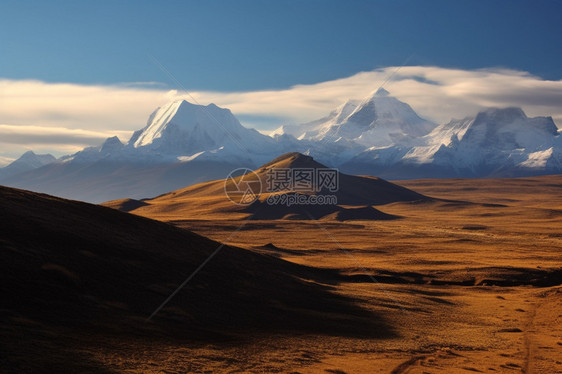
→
(0, 185, 392, 372)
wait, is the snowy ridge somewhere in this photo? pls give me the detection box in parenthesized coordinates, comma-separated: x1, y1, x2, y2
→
(129, 100, 270, 155)
(277, 88, 437, 148)
(344, 106, 561, 177)
(0, 151, 56, 178)
(1, 93, 561, 203)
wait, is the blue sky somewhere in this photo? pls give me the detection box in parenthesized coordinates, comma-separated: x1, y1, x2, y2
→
(1, 0, 562, 161)
(1, 0, 561, 90)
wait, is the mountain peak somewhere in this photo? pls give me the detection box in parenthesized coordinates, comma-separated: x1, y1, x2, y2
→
(17, 150, 55, 163)
(103, 136, 122, 144)
(374, 87, 390, 97)
(132, 99, 228, 149)
(258, 152, 326, 170)
(169, 99, 219, 111)
(128, 99, 273, 158)
(289, 87, 437, 149)
(20, 150, 37, 158)
(472, 107, 557, 134)
(170, 99, 193, 107)
(477, 107, 527, 123)
(100, 136, 124, 153)
(362, 87, 391, 102)
(0, 150, 56, 178)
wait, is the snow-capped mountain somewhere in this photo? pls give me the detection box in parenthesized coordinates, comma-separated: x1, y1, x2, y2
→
(341, 107, 562, 178)
(278, 88, 437, 147)
(61, 100, 281, 166)
(277, 99, 359, 139)
(1, 93, 560, 203)
(128, 100, 275, 160)
(0, 151, 56, 179)
(63, 136, 126, 164)
(0, 100, 302, 202)
(430, 108, 560, 171)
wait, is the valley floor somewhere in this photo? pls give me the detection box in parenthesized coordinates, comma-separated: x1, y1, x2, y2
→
(147, 176, 562, 373)
(5, 176, 561, 373)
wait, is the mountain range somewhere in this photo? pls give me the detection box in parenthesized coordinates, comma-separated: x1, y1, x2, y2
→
(0, 151, 56, 179)
(1, 89, 560, 202)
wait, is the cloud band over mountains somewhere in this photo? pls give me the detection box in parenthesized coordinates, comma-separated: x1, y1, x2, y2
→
(1, 66, 561, 158)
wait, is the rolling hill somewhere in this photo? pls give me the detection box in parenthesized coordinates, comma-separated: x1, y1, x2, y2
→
(104, 152, 429, 221)
(0, 185, 390, 372)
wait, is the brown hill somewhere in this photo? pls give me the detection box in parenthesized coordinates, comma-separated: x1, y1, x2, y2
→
(105, 152, 427, 221)
(0, 185, 391, 372)
(257, 152, 426, 205)
(101, 197, 149, 212)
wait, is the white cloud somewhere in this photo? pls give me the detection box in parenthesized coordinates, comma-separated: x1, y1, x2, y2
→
(0, 124, 132, 144)
(1, 66, 561, 158)
(0, 123, 133, 158)
(0, 79, 175, 131)
(0, 155, 14, 167)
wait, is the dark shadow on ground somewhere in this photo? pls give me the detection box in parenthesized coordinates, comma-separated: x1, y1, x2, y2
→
(0, 186, 394, 372)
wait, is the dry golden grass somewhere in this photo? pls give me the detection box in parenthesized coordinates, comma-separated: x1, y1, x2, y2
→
(7, 171, 561, 373)
(115, 174, 562, 373)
